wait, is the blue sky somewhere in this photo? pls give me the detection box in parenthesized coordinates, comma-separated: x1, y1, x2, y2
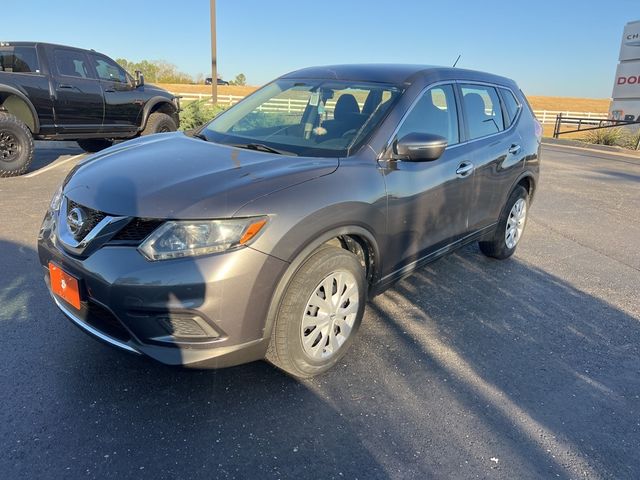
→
(2, 0, 636, 97)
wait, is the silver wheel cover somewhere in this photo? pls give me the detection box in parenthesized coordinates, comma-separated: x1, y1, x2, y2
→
(301, 270, 359, 360)
(505, 198, 527, 249)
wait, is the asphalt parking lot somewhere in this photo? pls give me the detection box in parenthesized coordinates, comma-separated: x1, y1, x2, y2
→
(0, 142, 639, 479)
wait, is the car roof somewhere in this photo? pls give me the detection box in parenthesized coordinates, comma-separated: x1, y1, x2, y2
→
(0, 41, 95, 53)
(280, 64, 516, 88)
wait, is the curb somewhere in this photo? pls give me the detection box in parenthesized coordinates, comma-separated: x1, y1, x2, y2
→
(542, 138, 640, 158)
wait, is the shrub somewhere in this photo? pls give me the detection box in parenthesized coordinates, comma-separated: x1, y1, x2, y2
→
(582, 127, 625, 146)
(179, 100, 226, 131)
(621, 128, 640, 150)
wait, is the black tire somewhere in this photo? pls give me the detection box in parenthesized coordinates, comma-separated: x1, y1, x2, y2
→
(77, 139, 113, 153)
(479, 185, 529, 259)
(141, 112, 177, 136)
(266, 246, 367, 378)
(0, 112, 34, 177)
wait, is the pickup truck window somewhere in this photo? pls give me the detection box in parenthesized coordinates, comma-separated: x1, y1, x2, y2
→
(54, 49, 92, 79)
(91, 55, 128, 84)
(0, 46, 40, 74)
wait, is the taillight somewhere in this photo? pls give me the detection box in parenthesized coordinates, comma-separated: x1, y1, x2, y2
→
(534, 119, 543, 141)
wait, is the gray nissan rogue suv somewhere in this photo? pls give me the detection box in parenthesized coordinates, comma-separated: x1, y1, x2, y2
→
(38, 64, 541, 378)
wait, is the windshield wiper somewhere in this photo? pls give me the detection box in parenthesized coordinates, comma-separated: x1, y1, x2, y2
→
(232, 143, 296, 156)
(192, 131, 209, 141)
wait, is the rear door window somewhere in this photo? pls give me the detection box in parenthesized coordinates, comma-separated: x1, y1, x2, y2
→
(460, 85, 504, 140)
(54, 49, 93, 79)
(499, 88, 521, 127)
(396, 84, 459, 145)
(0, 46, 40, 73)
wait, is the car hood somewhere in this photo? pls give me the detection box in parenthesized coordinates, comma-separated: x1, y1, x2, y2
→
(63, 133, 338, 219)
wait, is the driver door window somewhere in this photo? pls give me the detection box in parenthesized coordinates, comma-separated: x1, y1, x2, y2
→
(396, 84, 459, 145)
(91, 55, 131, 88)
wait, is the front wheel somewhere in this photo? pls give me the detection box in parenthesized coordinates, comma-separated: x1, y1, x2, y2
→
(0, 112, 34, 177)
(266, 246, 367, 378)
(141, 112, 177, 136)
(479, 185, 529, 259)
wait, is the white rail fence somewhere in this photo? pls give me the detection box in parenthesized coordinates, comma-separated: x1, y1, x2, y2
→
(177, 92, 609, 125)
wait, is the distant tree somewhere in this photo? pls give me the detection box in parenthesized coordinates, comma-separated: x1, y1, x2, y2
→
(230, 73, 246, 86)
(115, 58, 193, 84)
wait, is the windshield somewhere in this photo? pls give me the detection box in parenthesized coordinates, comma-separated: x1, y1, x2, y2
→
(200, 79, 403, 157)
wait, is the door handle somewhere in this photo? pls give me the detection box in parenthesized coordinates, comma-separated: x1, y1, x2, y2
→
(104, 88, 116, 93)
(508, 144, 521, 155)
(456, 162, 474, 177)
(57, 84, 74, 89)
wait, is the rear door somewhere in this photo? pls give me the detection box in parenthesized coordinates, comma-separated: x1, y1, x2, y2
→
(0, 44, 53, 130)
(89, 53, 142, 133)
(458, 83, 526, 231)
(51, 48, 104, 132)
(381, 84, 476, 277)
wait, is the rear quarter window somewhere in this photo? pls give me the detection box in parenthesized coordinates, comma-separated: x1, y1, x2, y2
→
(499, 88, 521, 126)
(0, 46, 40, 74)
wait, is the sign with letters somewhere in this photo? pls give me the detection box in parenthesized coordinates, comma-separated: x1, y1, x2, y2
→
(610, 20, 640, 121)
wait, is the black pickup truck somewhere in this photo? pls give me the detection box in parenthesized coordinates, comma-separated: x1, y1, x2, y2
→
(0, 42, 180, 176)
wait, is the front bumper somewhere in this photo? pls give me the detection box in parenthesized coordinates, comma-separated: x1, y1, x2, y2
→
(38, 218, 288, 368)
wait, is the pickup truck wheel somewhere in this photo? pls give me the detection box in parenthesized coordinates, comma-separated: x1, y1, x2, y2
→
(479, 185, 529, 259)
(77, 139, 113, 153)
(266, 246, 366, 378)
(141, 112, 177, 136)
(0, 113, 34, 177)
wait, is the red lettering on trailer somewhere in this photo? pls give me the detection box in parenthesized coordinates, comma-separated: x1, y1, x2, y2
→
(617, 75, 640, 85)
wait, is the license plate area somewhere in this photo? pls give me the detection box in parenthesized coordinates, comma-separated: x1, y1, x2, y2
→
(49, 262, 81, 310)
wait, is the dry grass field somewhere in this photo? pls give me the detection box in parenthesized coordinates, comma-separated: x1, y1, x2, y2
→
(156, 83, 257, 97)
(527, 96, 609, 113)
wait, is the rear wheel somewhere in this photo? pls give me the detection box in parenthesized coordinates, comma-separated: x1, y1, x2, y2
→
(77, 139, 113, 153)
(266, 246, 366, 378)
(141, 112, 177, 136)
(479, 185, 529, 259)
(0, 112, 34, 177)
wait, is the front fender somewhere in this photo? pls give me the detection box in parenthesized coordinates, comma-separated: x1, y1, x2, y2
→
(140, 96, 178, 129)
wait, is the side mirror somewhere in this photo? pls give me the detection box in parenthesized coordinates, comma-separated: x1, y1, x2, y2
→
(394, 132, 448, 161)
(135, 70, 145, 87)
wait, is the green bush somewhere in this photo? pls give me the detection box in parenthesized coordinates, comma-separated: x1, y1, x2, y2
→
(179, 100, 226, 131)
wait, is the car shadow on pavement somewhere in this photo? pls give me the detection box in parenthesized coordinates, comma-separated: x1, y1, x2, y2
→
(28, 141, 83, 174)
(1, 239, 638, 479)
(328, 243, 639, 479)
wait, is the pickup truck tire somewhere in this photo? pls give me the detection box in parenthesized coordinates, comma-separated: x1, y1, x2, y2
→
(266, 246, 366, 378)
(0, 112, 34, 177)
(77, 139, 113, 153)
(479, 185, 529, 259)
(141, 112, 177, 136)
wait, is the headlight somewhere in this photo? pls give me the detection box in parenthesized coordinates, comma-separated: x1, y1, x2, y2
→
(49, 184, 63, 213)
(138, 217, 268, 261)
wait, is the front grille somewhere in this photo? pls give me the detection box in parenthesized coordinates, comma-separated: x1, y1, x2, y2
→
(111, 219, 162, 242)
(67, 199, 106, 233)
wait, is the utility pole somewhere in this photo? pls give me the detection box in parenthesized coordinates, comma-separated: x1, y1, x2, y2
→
(210, 0, 217, 105)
